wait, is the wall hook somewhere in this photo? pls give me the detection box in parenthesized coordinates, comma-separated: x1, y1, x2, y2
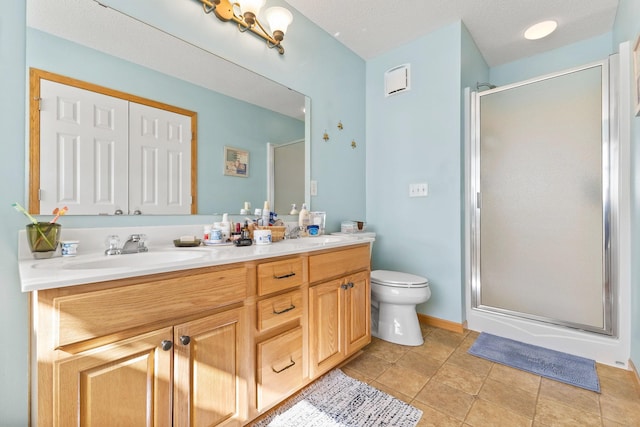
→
(351, 139, 357, 149)
(323, 131, 330, 142)
(337, 121, 343, 130)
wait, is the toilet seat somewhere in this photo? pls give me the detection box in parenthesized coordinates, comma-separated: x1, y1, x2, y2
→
(371, 270, 429, 288)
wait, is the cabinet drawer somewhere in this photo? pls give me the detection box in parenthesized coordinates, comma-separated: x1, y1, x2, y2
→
(257, 326, 303, 411)
(257, 289, 303, 332)
(309, 245, 370, 284)
(257, 257, 304, 296)
(53, 267, 247, 347)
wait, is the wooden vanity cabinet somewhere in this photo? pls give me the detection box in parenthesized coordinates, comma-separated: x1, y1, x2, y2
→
(34, 265, 250, 427)
(31, 243, 372, 426)
(308, 245, 371, 378)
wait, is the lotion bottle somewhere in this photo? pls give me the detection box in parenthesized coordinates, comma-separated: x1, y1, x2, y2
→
(298, 203, 310, 236)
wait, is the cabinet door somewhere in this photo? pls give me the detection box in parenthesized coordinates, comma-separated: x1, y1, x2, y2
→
(129, 102, 192, 215)
(345, 271, 371, 355)
(173, 307, 248, 427)
(309, 278, 345, 377)
(55, 327, 173, 427)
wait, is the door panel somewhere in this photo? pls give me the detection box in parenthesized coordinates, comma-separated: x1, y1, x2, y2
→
(309, 278, 344, 376)
(129, 102, 192, 215)
(40, 80, 128, 215)
(55, 327, 173, 427)
(472, 63, 613, 334)
(345, 271, 371, 354)
(173, 308, 247, 427)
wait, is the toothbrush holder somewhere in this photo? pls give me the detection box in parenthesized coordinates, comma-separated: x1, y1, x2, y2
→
(26, 222, 61, 259)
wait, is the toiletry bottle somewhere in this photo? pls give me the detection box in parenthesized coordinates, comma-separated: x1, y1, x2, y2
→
(261, 201, 270, 227)
(220, 213, 231, 241)
(290, 204, 298, 215)
(298, 203, 310, 236)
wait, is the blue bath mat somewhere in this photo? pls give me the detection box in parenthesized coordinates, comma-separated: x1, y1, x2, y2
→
(468, 332, 600, 392)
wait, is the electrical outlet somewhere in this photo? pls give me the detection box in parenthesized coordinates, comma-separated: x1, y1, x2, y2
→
(310, 180, 318, 196)
(409, 183, 428, 197)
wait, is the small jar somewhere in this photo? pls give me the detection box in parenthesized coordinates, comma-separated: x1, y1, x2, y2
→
(61, 240, 79, 257)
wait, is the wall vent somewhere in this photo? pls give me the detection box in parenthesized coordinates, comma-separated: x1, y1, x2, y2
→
(384, 64, 410, 97)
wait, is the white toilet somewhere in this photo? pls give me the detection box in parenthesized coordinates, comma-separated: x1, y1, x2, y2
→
(370, 269, 431, 346)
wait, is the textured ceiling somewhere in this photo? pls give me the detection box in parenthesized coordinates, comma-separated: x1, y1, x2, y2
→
(285, 0, 619, 65)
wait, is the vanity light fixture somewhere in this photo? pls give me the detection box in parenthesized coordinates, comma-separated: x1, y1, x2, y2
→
(524, 20, 558, 40)
(199, 0, 293, 54)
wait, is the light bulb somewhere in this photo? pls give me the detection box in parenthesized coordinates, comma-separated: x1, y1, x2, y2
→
(265, 6, 293, 41)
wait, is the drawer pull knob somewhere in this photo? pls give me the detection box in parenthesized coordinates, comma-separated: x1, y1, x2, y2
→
(272, 357, 296, 373)
(273, 272, 296, 279)
(273, 304, 296, 315)
(179, 335, 191, 345)
(160, 340, 173, 351)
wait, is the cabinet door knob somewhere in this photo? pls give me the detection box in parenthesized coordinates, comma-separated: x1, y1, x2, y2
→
(341, 283, 349, 290)
(349, 282, 355, 288)
(160, 340, 173, 351)
(179, 335, 191, 345)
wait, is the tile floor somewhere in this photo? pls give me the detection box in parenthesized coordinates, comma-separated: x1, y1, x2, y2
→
(341, 325, 640, 427)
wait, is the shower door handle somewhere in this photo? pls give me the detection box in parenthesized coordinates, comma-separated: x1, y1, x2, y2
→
(476, 192, 482, 209)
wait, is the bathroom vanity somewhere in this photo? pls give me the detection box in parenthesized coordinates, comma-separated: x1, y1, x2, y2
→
(20, 228, 372, 426)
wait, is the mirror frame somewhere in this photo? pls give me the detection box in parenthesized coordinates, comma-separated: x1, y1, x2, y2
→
(29, 67, 198, 215)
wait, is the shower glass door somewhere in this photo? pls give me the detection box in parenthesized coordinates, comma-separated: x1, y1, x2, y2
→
(471, 62, 615, 335)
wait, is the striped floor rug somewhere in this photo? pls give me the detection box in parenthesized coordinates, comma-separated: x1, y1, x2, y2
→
(250, 369, 423, 427)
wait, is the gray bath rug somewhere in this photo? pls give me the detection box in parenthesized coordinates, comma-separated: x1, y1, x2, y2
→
(250, 369, 422, 426)
(469, 332, 600, 392)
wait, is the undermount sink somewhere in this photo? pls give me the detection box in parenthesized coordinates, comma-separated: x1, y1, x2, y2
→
(35, 250, 208, 270)
(284, 236, 347, 246)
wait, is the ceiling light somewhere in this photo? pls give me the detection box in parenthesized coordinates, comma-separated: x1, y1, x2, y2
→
(524, 20, 558, 40)
(200, 0, 293, 54)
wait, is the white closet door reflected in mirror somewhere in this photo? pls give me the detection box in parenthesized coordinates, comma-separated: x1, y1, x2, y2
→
(32, 69, 196, 215)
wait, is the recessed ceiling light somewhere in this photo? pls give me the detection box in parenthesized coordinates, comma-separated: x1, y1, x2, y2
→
(524, 20, 558, 40)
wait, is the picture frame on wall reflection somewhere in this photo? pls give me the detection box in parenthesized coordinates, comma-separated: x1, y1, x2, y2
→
(224, 146, 249, 177)
(634, 34, 640, 117)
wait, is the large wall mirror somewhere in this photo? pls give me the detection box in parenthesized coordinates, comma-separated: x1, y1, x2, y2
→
(26, 0, 309, 216)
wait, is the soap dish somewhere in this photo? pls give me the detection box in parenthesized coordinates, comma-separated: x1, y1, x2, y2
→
(173, 239, 202, 247)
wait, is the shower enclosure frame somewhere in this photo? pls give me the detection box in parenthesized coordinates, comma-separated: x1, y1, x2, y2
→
(466, 57, 624, 359)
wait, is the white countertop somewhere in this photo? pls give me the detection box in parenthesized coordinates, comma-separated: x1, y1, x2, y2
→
(18, 225, 374, 292)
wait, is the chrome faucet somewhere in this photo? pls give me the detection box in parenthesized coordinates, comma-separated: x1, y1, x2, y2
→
(120, 234, 148, 254)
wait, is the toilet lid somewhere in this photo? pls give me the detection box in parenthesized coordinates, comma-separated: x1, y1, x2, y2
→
(371, 270, 429, 288)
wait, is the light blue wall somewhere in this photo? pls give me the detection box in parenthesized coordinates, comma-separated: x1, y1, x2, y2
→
(490, 32, 613, 86)
(613, 0, 640, 376)
(28, 28, 305, 215)
(366, 22, 471, 323)
(0, 2, 28, 425)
